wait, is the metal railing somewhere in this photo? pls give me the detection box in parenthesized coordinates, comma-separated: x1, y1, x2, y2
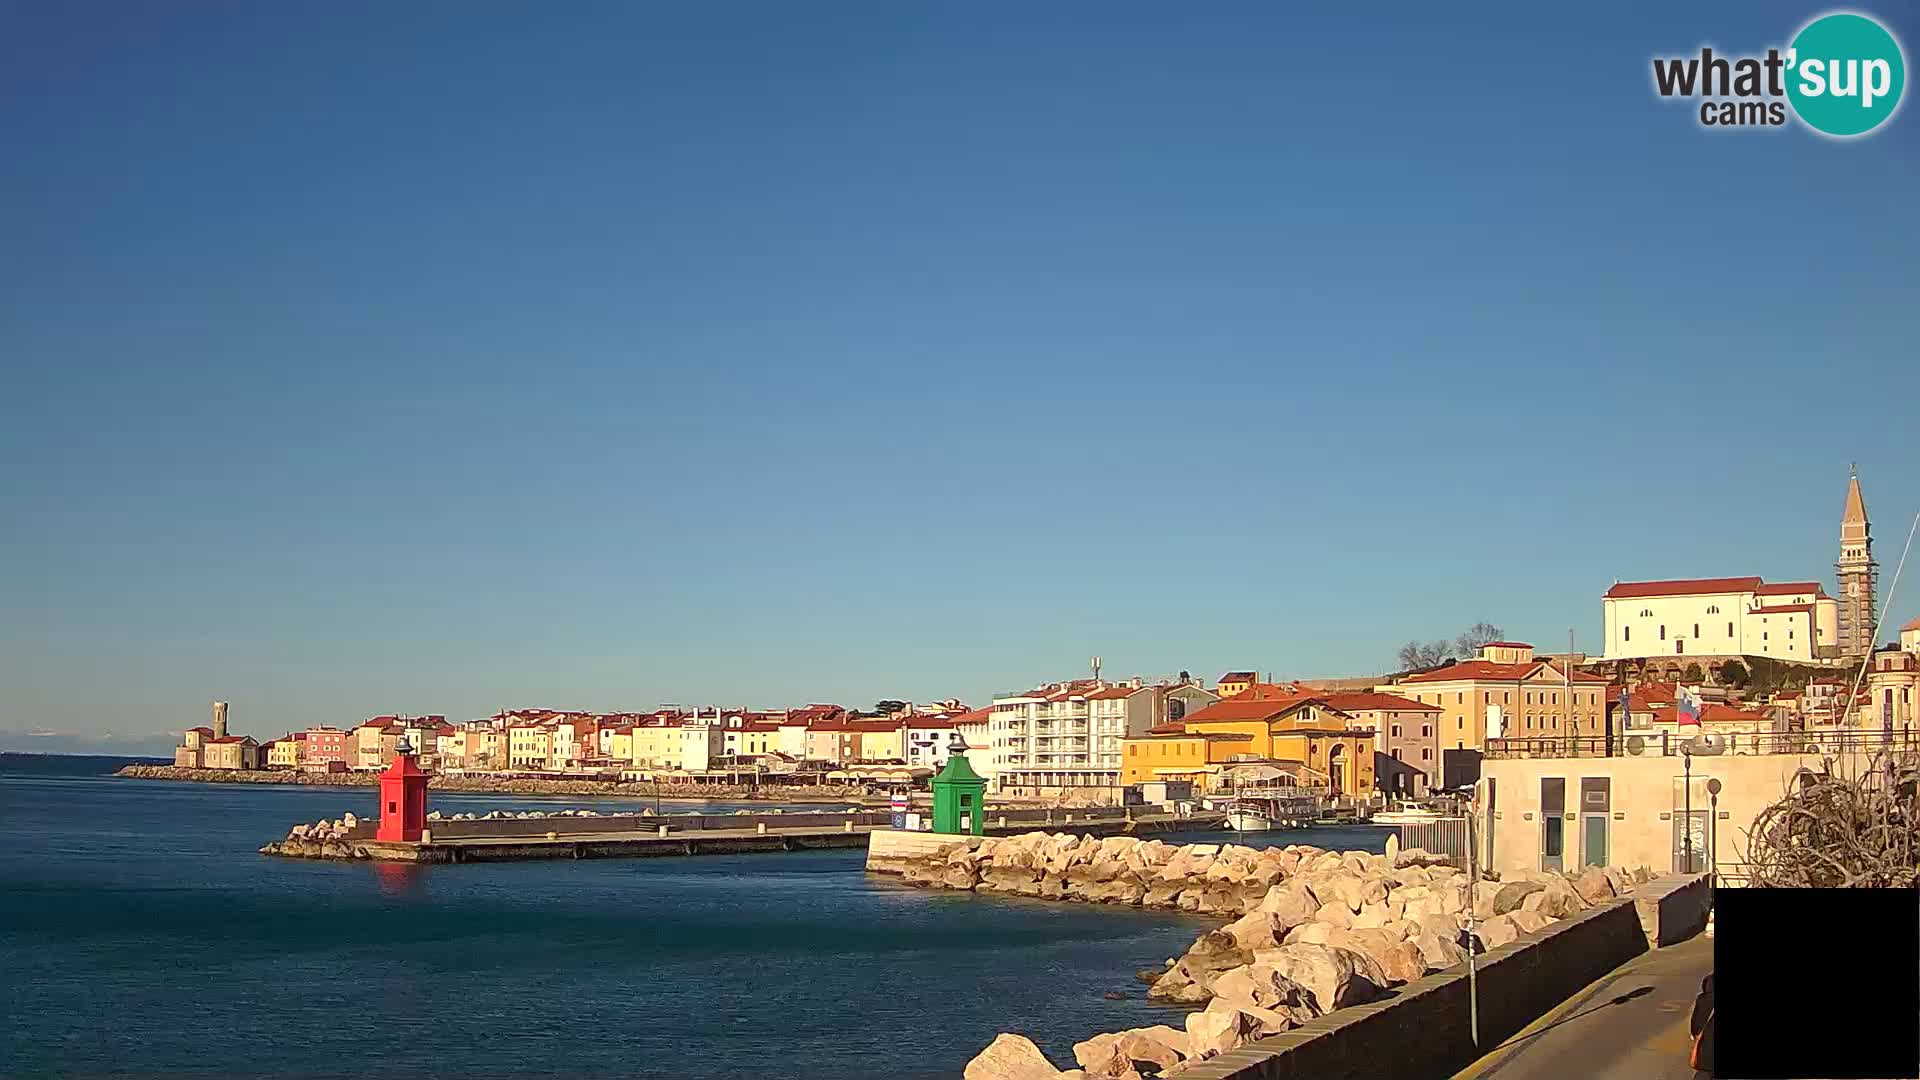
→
(1484, 728, 1920, 760)
(1396, 817, 1470, 868)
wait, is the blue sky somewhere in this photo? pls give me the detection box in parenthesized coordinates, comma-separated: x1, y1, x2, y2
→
(3, 2, 1916, 751)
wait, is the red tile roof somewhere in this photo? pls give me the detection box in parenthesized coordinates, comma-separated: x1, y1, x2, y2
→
(1398, 660, 1609, 684)
(1604, 577, 1763, 599)
(1086, 685, 1140, 700)
(1752, 603, 1814, 615)
(1483, 641, 1533, 649)
(187, 726, 214, 735)
(1230, 682, 1309, 700)
(1755, 582, 1824, 596)
(1178, 698, 1306, 724)
(1650, 704, 1773, 725)
(1901, 615, 1920, 633)
(951, 707, 993, 724)
(207, 735, 255, 744)
(1219, 671, 1257, 682)
(1317, 691, 1441, 713)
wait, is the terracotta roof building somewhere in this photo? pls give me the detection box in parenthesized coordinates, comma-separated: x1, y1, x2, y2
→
(1378, 641, 1610, 752)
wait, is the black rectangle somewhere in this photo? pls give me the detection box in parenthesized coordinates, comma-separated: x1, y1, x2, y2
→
(1715, 888, 1919, 1079)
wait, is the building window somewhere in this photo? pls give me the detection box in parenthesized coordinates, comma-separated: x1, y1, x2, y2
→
(1707, 605, 1720, 614)
(1640, 608, 1653, 617)
(1624, 627, 1630, 642)
(1728, 622, 1734, 637)
(1391, 724, 1401, 737)
(1422, 724, 1432, 737)
(1693, 623, 1700, 637)
(1659, 625, 1666, 640)
(1422, 748, 1432, 761)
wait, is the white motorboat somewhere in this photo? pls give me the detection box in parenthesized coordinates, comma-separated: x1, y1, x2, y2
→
(1225, 803, 1279, 832)
(1369, 806, 1448, 826)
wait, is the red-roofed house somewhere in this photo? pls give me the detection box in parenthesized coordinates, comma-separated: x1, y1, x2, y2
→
(1215, 672, 1259, 698)
(302, 727, 350, 769)
(202, 735, 261, 771)
(266, 733, 303, 769)
(1901, 614, 1920, 656)
(1377, 642, 1611, 754)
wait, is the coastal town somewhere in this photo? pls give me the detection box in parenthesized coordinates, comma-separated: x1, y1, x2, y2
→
(151, 472, 1920, 880)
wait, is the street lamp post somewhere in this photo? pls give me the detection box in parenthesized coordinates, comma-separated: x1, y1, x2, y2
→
(1682, 747, 1694, 873)
(1706, 777, 1722, 881)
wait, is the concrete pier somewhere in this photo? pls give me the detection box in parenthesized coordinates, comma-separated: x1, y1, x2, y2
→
(265, 809, 1227, 864)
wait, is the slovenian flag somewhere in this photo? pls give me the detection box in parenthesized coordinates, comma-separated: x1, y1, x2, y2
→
(1677, 685, 1704, 729)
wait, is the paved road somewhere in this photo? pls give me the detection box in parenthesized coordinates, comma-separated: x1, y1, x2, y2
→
(1452, 933, 1713, 1080)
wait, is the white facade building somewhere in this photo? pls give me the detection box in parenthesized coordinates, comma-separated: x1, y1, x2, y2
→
(1601, 577, 1839, 664)
(990, 680, 1155, 799)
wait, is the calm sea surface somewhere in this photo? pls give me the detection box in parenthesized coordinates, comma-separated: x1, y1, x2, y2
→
(0, 754, 1386, 1079)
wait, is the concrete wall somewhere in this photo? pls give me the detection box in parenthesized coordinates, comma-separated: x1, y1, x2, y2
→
(1479, 750, 1851, 883)
(1178, 875, 1709, 1080)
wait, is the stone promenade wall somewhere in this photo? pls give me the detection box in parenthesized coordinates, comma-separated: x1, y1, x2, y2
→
(1178, 873, 1711, 1080)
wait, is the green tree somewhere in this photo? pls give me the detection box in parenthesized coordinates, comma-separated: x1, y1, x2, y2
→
(1719, 660, 1749, 688)
(873, 699, 908, 716)
(1682, 663, 1704, 684)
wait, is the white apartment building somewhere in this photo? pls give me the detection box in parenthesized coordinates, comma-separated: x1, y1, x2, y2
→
(1601, 577, 1839, 665)
(990, 680, 1154, 800)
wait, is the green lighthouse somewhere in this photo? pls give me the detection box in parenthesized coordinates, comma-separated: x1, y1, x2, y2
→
(930, 735, 987, 836)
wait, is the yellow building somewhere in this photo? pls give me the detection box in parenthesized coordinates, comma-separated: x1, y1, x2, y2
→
(599, 725, 634, 763)
(1215, 671, 1258, 699)
(266, 735, 302, 769)
(1119, 730, 1253, 791)
(509, 724, 554, 769)
(353, 718, 404, 770)
(628, 721, 724, 773)
(850, 721, 906, 763)
(1121, 694, 1376, 797)
(1381, 642, 1610, 752)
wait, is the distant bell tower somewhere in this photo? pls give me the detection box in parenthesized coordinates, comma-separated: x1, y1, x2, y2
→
(1836, 465, 1878, 658)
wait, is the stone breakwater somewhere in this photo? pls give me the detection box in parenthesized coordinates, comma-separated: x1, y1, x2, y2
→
(873, 831, 1654, 1080)
(116, 765, 870, 802)
(261, 812, 375, 860)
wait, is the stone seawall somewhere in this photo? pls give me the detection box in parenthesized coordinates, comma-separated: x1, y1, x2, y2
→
(869, 830, 1670, 1079)
(116, 765, 870, 802)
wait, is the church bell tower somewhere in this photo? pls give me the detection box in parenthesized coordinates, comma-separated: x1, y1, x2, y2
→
(1836, 466, 1877, 659)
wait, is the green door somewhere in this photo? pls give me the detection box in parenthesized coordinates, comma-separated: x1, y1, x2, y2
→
(1582, 814, 1608, 868)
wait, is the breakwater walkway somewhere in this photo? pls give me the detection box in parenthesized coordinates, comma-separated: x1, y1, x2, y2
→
(262, 808, 1227, 863)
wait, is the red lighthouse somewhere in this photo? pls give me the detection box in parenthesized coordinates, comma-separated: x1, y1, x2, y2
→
(375, 737, 429, 842)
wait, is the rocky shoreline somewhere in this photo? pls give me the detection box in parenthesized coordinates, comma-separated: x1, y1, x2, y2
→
(115, 765, 875, 802)
(875, 831, 1653, 1079)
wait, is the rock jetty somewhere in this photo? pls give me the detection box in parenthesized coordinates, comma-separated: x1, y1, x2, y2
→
(118, 764, 871, 802)
(259, 814, 372, 860)
(876, 831, 1654, 1079)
